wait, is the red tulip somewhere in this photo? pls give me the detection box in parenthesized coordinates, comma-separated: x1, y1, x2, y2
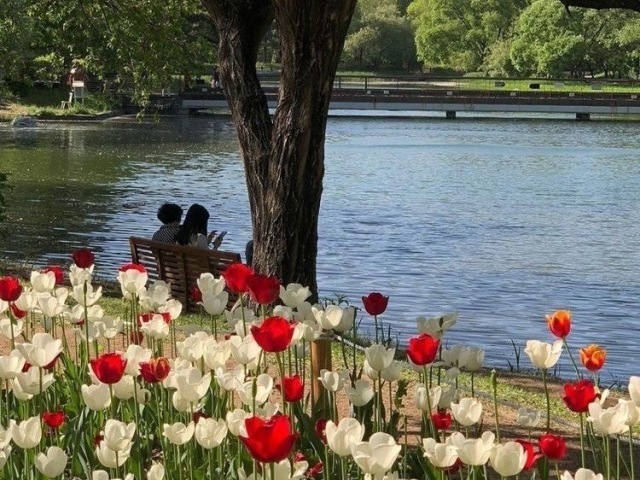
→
(538, 433, 566, 460)
(240, 415, 298, 463)
(580, 344, 606, 372)
(307, 461, 324, 478)
(0, 276, 22, 302)
(118, 263, 146, 274)
(193, 411, 211, 424)
(546, 310, 571, 339)
(10, 303, 27, 319)
(42, 411, 65, 429)
(130, 331, 144, 345)
(431, 409, 452, 430)
(406, 333, 440, 366)
(314, 418, 328, 443)
(90, 353, 127, 384)
(72, 248, 95, 269)
(563, 379, 598, 413)
(362, 292, 389, 316)
(222, 263, 255, 294)
(140, 357, 171, 383)
(516, 440, 543, 470)
(251, 316, 295, 353)
(42, 266, 64, 286)
(277, 375, 304, 402)
(190, 285, 202, 302)
(246, 274, 280, 305)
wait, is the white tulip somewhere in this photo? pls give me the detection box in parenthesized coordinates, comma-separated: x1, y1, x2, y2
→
(15, 332, 62, 368)
(381, 361, 403, 382)
(516, 407, 542, 428)
(365, 344, 395, 372)
(147, 462, 165, 480)
(215, 365, 245, 392)
(35, 446, 68, 478)
(195, 418, 228, 449)
(312, 305, 343, 330)
(415, 385, 442, 413)
(422, 437, 458, 468)
(325, 418, 365, 456)
(351, 432, 402, 477)
(15, 366, 55, 395)
(81, 383, 112, 411)
(561, 469, 604, 480)
(524, 340, 563, 370)
(124, 344, 152, 376)
(103, 419, 136, 451)
(202, 291, 229, 316)
(629, 376, 640, 407)
(197, 273, 226, 296)
(490, 442, 526, 477)
(117, 266, 148, 298)
(0, 351, 26, 380)
(451, 397, 483, 427)
(318, 369, 348, 393)
(9, 416, 42, 449)
(171, 390, 204, 413)
(31, 271, 56, 293)
(363, 360, 379, 380)
(203, 338, 231, 370)
(416, 313, 457, 339)
(158, 298, 182, 321)
(95, 442, 132, 468)
(588, 402, 629, 436)
(0, 425, 11, 449)
(345, 379, 375, 407)
(0, 317, 22, 340)
(163, 421, 195, 445)
(226, 409, 248, 437)
(140, 315, 170, 340)
(176, 331, 210, 362)
(139, 280, 171, 310)
(37, 293, 65, 318)
(15, 290, 38, 312)
(334, 306, 355, 333)
(279, 283, 311, 309)
(72, 283, 102, 307)
(174, 368, 211, 402)
(0, 446, 10, 470)
(69, 264, 93, 287)
(238, 374, 273, 406)
(454, 431, 495, 466)
(229, 335, 261, 365)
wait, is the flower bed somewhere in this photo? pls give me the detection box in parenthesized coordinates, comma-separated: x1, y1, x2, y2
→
(0, 249, 636, 480)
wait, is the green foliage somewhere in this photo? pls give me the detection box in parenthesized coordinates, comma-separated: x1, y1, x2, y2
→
(510, 0, 634, 77)
(342, 0, 417, 71)
(407, 0, 526, 72)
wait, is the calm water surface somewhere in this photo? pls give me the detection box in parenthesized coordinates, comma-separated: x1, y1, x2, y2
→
(1, 115, 639, 380)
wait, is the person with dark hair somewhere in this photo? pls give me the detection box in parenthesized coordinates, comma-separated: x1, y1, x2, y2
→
(175, 203, 225, 249)
(152, 203, 183, 243)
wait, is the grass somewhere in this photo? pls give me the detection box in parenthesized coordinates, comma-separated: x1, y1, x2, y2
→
(0, 85, 120, 121)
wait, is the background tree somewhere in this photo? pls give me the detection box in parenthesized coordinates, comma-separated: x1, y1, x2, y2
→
(511, 0, 631, 77)
(342, 0, 417, 71)
(407, 0, 526, 72)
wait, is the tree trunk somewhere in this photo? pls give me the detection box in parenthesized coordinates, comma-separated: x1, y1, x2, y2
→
(201, 0, 357, 295)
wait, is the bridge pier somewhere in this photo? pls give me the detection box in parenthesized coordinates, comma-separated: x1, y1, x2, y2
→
(445, 111, 456, 119)
(576, 113, 590, 121)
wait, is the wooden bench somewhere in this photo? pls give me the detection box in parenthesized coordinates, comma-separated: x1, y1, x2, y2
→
(129, 237, 241, 312)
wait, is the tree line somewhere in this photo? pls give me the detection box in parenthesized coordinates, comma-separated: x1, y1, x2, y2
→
(2, 0, 640, 89)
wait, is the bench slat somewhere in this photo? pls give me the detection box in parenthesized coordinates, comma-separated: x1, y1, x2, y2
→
(129, 237, 241, 312)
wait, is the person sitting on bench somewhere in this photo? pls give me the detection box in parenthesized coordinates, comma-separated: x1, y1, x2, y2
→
(175, 203, 225, 250)
(152, 203, 183, 243)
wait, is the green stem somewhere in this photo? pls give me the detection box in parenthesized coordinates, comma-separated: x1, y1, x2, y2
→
(579, 413, 586, 468)
(542, 369, 550, 431)
(563, 338, 582, 379)
(630, 427, 635, 480)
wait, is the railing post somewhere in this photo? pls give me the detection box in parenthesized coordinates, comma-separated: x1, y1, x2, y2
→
(311, 338, 332, 416)
(364, 77, 368, 92)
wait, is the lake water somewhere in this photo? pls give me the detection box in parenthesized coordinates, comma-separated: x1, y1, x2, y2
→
(1, 115, 639, 381)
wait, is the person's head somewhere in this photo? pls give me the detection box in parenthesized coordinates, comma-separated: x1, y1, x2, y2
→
(157, 203, 183, 226)
(176, 203, 210, 245)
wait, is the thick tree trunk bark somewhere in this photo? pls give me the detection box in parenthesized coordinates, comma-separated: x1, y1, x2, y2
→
(201, 0, 356, 296)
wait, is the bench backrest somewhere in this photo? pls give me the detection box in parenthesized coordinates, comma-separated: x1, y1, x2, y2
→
(129, 237, 240, 312)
